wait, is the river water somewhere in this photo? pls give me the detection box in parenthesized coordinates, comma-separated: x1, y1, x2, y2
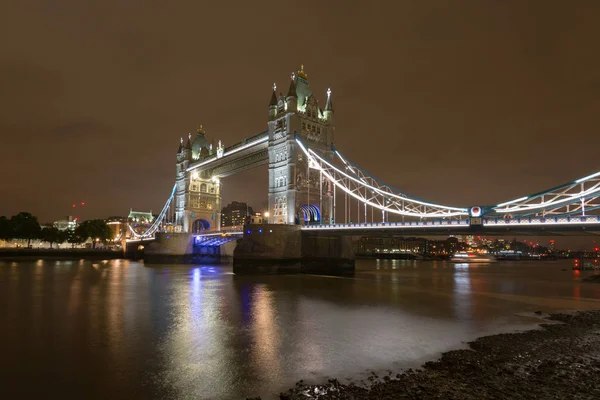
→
(1, 259, 599, 399)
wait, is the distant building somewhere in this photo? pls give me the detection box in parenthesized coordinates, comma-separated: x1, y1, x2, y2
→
(250, 212, 264, 224)
(128, 209, 155, 236)
(53, 216, 77, 231)
(106, 216, 128, 241)
(221, 202, 253, 227)
(128, 209, 154, 224)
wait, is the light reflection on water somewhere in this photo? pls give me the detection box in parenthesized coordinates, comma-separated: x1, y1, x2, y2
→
(0, 259, 599, 399)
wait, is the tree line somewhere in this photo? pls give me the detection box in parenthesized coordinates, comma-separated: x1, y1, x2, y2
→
(0, 212, 113, 249)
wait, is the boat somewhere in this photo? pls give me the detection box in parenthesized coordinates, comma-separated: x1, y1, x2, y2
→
(573, 258, 599, 271)
(450, 252, 497, 263)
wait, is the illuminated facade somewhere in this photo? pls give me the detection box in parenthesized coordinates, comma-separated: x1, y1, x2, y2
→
(173, 66, 334, 233)
(53, 216, 77, 231)
(267, 66, 335, 224)
(175, 127, 222, 233)
(221, 201, 253, 227)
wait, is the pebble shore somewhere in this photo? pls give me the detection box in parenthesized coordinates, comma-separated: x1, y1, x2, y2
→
(249, 310, 600, 399)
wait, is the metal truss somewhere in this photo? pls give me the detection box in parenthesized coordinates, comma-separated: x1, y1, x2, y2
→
(296, 138, 469, 218)
(129, 184, 177, 239)
(492, 171, 600, 217)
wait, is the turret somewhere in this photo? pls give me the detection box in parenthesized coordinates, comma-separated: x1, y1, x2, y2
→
(295, 65, 312, 112)
(192, 125, 210, 160)
(324, 87, 334, 122)
(286, 73, 297, 112)
(268, 83, 278, 119)
(176, 136, 191, 161)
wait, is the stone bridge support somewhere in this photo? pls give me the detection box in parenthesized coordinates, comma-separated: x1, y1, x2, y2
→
(232, 224, 355, 275)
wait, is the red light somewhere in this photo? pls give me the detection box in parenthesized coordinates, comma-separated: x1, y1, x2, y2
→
(595, 247, 598, 252)
(575, 270, 580, 275)
(72, 204, 76, 208)
(81, 202, 85, 206)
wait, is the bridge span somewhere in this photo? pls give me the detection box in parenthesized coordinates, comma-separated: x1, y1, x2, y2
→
(125, 65, 600, 272)
(301, 216, 600, 236)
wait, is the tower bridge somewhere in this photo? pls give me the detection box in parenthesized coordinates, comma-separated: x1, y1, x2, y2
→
(128, 66, 600, 271)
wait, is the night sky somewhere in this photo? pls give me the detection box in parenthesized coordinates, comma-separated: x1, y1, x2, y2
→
(2, 1, 600, 235)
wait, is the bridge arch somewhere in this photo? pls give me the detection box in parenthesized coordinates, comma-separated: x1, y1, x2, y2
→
(300, 204, 321, 224)
(192, 219, 211, 233)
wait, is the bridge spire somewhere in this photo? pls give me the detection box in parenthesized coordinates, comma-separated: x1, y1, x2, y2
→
(269, 83, 277, 107)
(177, 137, 183, 153)
(287, 73, 297, 98)
(297, 64, 308, 80)
(323, 87, 334, 122)
(325, 88, 333, 112)
(268, 83, 278, 119)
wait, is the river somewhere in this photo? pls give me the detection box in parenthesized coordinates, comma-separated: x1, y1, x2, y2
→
(1, 259, 599, 399)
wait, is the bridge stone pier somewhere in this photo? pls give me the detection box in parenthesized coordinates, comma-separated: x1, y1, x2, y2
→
(233, 224, 355, 275)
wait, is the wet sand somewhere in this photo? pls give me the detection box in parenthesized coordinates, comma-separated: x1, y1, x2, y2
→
(272, 310, 600, 399)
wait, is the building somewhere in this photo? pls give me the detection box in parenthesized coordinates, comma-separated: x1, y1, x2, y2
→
(53, 216, 77, 231)
(221, 201, 253, 227)
(174, 66, 335, 232)
(106, 216, 128, 241)
(128, 209, 155, 236)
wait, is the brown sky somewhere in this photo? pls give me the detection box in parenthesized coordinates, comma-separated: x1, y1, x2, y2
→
(1, 0, 599, 241)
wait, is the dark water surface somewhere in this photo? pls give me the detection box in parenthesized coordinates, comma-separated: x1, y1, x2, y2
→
(1, 259, 599, 399)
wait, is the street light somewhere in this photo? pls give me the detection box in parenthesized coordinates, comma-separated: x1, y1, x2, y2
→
(264, 211, 270, 223)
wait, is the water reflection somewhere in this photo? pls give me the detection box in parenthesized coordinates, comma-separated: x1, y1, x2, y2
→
(1, 259, 600, 399)
(452, 264, 472, 321)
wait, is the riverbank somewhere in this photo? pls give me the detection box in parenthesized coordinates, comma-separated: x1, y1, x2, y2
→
(0, 248, 123, 260)
(271, 310, 600, 399)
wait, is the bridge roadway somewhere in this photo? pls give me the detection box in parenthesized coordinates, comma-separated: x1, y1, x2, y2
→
(127, 215, 600, 243)
(301, 215, 600, 236)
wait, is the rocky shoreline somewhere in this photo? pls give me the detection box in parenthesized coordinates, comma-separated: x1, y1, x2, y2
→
(251, 310, 600, 399)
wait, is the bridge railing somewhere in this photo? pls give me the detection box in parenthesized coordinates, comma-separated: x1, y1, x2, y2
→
(222, 131, 268, 154)
(484, 216, 600, 226)
(301, 220, 470, 230)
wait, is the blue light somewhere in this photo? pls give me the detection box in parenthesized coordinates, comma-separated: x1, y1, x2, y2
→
(259, 229, 262, 233)
(247, 230, 251, 234)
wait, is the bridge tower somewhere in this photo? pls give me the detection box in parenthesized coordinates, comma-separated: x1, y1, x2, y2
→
(268, 65, 335, 225)
(175, 127, 222, 233)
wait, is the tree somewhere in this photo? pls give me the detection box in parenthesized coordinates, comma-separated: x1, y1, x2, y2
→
(66, 229, 85, 248)
(56, 230, 68, 248)
(76, 219, 113, 249)
(40, 226, 61, 249)
(10, 212, 41, 247)
(0, 216, 12, 241)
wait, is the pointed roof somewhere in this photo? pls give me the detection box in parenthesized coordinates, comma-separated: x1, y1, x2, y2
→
(287, 73, 297, 98)
(325, 88, 333, 112)
(177, 137, 183, 153)
(185, 133, 192, 149)
(269, 83, 277, 107)
(294, 65, 312, 110)
(192, 125, 209, 158)
(297, 64, 308, 80)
